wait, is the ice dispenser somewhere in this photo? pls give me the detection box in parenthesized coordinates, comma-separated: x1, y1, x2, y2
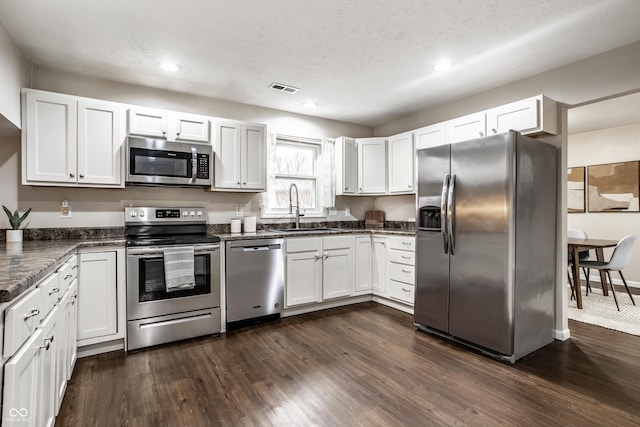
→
(419, 206, 441, 230)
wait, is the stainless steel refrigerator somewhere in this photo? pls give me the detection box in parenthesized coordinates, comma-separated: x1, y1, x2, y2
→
(414, 130, 557, 363)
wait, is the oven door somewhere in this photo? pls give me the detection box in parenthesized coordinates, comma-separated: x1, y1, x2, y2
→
(126, 244, 220, 321)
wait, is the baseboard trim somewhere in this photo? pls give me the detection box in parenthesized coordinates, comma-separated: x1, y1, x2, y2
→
(554, 328, 571, 341)
(77, 339, 124, 358)
(282, 295, 372, 317)
(372, 296, 414, 315)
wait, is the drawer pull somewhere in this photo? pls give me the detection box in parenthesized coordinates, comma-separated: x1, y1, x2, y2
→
(72, 265, 79, 270)
(401, 255, 411, 260)
(49, 287, 60, 295)
(402, 269, 411, 274)
(401, 241, 411, 245)
(39, 335, 54, 351)
(402, 288, 411, 293)
(64, 274, 72, 280)
(24, 308, 40, 321)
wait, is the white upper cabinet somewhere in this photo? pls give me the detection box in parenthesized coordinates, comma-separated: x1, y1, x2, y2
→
(77, 99, 125, 185)
(128, 106, 210, 143)
(414, 122, 446, 150)
(335, 137, 358, 195)
(357, 137, 387, 194)
(388, 131, 415, 194)
(213, 120, 266, 191)
(446, 111, 486, 143)
(486, 95, 557, 136)
(22, 89, 125, 187)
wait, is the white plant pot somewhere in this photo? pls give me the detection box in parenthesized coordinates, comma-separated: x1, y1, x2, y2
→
(6, 229, 23, 242)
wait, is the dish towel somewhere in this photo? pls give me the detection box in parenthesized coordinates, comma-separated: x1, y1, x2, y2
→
(163, 246, 196, 292)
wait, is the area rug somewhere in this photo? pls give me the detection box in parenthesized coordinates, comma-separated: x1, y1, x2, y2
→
(568, 286, 640, 336)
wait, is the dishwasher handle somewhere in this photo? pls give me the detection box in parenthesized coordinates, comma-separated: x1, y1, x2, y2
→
(232, 244, 282, 252)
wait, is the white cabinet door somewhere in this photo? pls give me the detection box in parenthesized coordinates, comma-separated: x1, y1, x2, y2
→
(4, 287, 43, 358)
(285, 251, 322, 307)
(77, 252, 117, 341)
(241, 124, 266, 190)
(388, 131, 415, 194)
(322, 248, 353, 300)
(77, 99, 125, 186)
(214, 121, 242, 189)
(2, 327, 43, 427)
(128, 106, 168, 138)
(371, 237, 386, 296)
(354, 236, 371, 294)
(25, 90, 77, 184)
(415, 123, 446, 150)
(446, 112, 486, 143)
(174, 113, 210, 142)
(335, 137, 357, 195)
(357, 137, 387, 194)
(485, 95, 558, 136)
(37, 307, 58, 427)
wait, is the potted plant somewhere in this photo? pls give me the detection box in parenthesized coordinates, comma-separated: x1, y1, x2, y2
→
(3, 205, 32, 242)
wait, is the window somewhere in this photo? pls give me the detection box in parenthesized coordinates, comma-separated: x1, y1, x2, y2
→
(262, 134, 334, 218)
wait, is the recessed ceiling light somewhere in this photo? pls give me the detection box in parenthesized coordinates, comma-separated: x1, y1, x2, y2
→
(433, 61, 453, 72)
(158, 62, 181, 72)
(302, 102, 317, 109)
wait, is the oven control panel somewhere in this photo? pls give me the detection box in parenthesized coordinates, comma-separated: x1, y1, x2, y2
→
(125, 207, 207, 224)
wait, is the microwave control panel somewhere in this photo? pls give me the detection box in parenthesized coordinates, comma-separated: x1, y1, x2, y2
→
(197, 154, 210, 179)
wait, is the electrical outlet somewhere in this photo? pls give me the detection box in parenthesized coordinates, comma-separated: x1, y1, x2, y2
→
(61, 200, 72, 218)
(344, 206, 350, 216)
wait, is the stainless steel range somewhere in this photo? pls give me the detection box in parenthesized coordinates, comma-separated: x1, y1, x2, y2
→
(125, 207, 221, 350)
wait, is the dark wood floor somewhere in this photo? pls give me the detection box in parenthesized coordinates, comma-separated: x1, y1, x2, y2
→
(56, 302, 640, 426)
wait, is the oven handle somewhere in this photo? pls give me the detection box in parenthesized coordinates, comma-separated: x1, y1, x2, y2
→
(126, 245, 220, 256)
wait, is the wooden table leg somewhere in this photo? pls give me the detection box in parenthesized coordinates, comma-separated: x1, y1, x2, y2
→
(595, 248, 609, 296)
(571, 246, 583, 309)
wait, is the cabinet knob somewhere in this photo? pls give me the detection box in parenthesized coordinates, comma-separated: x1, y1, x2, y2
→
(176, 132, 180, 137)
(359, 188, 362, 191)
(242, 182, 247, 185)
(79, 174, 85, 178)
(492, 128, 498, 134)
(237, 181, 241, 185)
(162, 130, 167, 136)
(479, 131, 484, 137)
(69, 173, 75, 178)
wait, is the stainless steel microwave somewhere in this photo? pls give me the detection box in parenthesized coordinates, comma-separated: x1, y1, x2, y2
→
(126, 137, 212, 187)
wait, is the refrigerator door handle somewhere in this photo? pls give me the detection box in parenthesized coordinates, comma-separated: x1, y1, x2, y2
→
(440, 174, 450, 254)
(447, 174, 456, 255)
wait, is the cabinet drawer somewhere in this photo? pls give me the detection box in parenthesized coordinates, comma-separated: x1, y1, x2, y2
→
(38, 272, 61, 316)
(58, 255, 78, 292)
(322, 235, 353, 250)
(286, 237, 321, 253)
(387, 249, 415, 265)
(388, 281, 414, 305)
(387, 236, 415, 251)
(388, 262, 415, 285)
(4, 287, 43, 358)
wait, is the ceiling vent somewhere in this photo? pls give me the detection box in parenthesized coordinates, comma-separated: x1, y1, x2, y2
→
(269, 82, 299, 94)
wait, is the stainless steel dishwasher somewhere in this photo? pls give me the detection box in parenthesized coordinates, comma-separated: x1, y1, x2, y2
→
(225, 238, 284, 328)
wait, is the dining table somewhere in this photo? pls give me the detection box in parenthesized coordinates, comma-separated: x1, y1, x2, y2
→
(567, 237, 619, 309)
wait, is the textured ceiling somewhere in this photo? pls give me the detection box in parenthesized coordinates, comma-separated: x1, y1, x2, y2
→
(2, 0, 640, 127)
(569, 91, 640, 135)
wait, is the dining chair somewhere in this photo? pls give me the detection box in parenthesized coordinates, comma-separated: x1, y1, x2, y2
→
(580, 234, 636, 311)
(567, 229, 592, 296)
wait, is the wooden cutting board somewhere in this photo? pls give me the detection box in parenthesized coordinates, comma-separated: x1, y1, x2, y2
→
(365, 210, 385, 228)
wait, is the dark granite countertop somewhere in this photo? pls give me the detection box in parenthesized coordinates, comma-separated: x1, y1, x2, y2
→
(0, 238, 125, 304)
(1, 227, 415, 304)
(215, 227, 415, 241)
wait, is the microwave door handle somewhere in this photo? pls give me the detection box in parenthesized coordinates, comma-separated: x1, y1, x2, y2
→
(441, 174, 450, 254)
(191, 147, 197, 183)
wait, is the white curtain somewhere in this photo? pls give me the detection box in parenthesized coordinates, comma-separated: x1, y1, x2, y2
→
(319, 137, 336, 209)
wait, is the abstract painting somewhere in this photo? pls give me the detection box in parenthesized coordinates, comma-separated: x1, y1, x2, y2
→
(567, 167, 585, 213)
(587, 161, 640, 212)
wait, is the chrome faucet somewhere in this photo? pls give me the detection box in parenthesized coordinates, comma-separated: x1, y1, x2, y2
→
(289, 183, 303, 229)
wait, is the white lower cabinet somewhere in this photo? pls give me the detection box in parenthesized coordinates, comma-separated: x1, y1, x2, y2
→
(77, 251, 117, 342)
(371, 237, 387, 296)
(285, 236, 354, 307)
(386, 236, 416, 306)
(354, 236, 372, 295)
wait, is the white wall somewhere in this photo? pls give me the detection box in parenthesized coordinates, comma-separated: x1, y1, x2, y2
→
(568, 122, 640, 285)
(2, 67, 376, 228)
(0, 20, 30, 131)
